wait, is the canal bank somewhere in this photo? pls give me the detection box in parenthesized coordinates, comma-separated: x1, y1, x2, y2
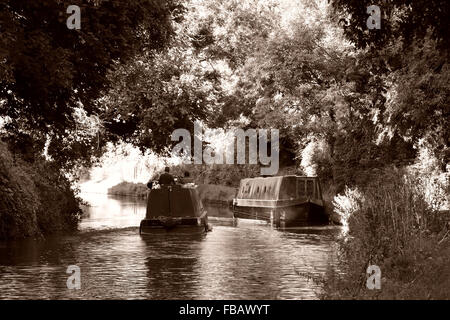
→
(106, 181, 238, 207)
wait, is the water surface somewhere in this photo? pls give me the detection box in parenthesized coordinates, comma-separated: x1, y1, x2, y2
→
(0, 193, 339, 299)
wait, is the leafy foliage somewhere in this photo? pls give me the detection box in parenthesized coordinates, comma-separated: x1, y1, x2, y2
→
(330, 0, 450, 52)
(0, 0, 181, 166)
(102, 49, 213, 153)
(0, 141, 81, 239)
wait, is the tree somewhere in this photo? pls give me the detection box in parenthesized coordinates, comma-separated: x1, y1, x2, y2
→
(101, 49, 214, 154)
(0, 0, 182, 167)
(329, 0, 450, 53)
(330, 1, 449, 167)
(101, 0, 282, 154)
(382, 39, 450, 168)
(217, 9, 418, 185)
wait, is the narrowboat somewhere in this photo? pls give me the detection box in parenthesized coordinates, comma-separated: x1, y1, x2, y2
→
(139, 183, 211, 234)
(232, 175, 328, 227)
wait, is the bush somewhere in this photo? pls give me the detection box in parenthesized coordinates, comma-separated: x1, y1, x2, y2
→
(154, 163, 261, 187)
(332, 186, 363, 230)
(0, 142, 81, 239)
(196, 184, 237, 204)
(107, 181, 148, 198)
(323, 167, 449, 299)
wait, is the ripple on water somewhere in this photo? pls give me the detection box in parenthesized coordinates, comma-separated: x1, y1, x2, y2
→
(0, 197, 339, 299)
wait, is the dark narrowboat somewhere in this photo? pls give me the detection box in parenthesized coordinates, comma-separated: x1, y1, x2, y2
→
(139, 183, 210, 234)
(232, 175, 328, 227)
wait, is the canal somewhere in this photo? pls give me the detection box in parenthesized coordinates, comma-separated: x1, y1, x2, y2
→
(0, 193, 340, 299)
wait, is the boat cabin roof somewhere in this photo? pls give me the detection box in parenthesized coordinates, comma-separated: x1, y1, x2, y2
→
(236, 175, 322, 201)
(146, 184, 204, 218)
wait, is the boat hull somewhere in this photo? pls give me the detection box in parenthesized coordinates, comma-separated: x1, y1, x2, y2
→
(233, 201, 328, 227)
(139, 215, 209, 235)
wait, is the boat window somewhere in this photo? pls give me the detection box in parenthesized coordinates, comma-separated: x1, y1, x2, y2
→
(316, 182, 322, 200)
(306, 180, 314, 197)
(297, 179, 306, 197)
(281, 178, 296, 199)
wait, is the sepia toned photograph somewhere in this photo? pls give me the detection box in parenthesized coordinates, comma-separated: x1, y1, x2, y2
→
(0, 0, 449, 306)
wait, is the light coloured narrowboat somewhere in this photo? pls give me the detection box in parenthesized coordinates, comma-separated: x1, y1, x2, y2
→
(232, 175, 328, 227)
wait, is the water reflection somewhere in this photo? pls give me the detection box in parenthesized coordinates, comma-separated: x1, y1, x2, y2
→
(141, 234, 205, 299)
(0, 194, 339, 299)
(79, 192, 146, 230)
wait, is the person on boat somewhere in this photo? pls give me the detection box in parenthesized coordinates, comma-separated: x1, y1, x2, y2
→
(158, 166, 175, 185)
(180, 170, 194, 184)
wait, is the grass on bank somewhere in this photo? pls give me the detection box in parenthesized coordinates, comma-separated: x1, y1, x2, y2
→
(321, 167, 450, 299)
